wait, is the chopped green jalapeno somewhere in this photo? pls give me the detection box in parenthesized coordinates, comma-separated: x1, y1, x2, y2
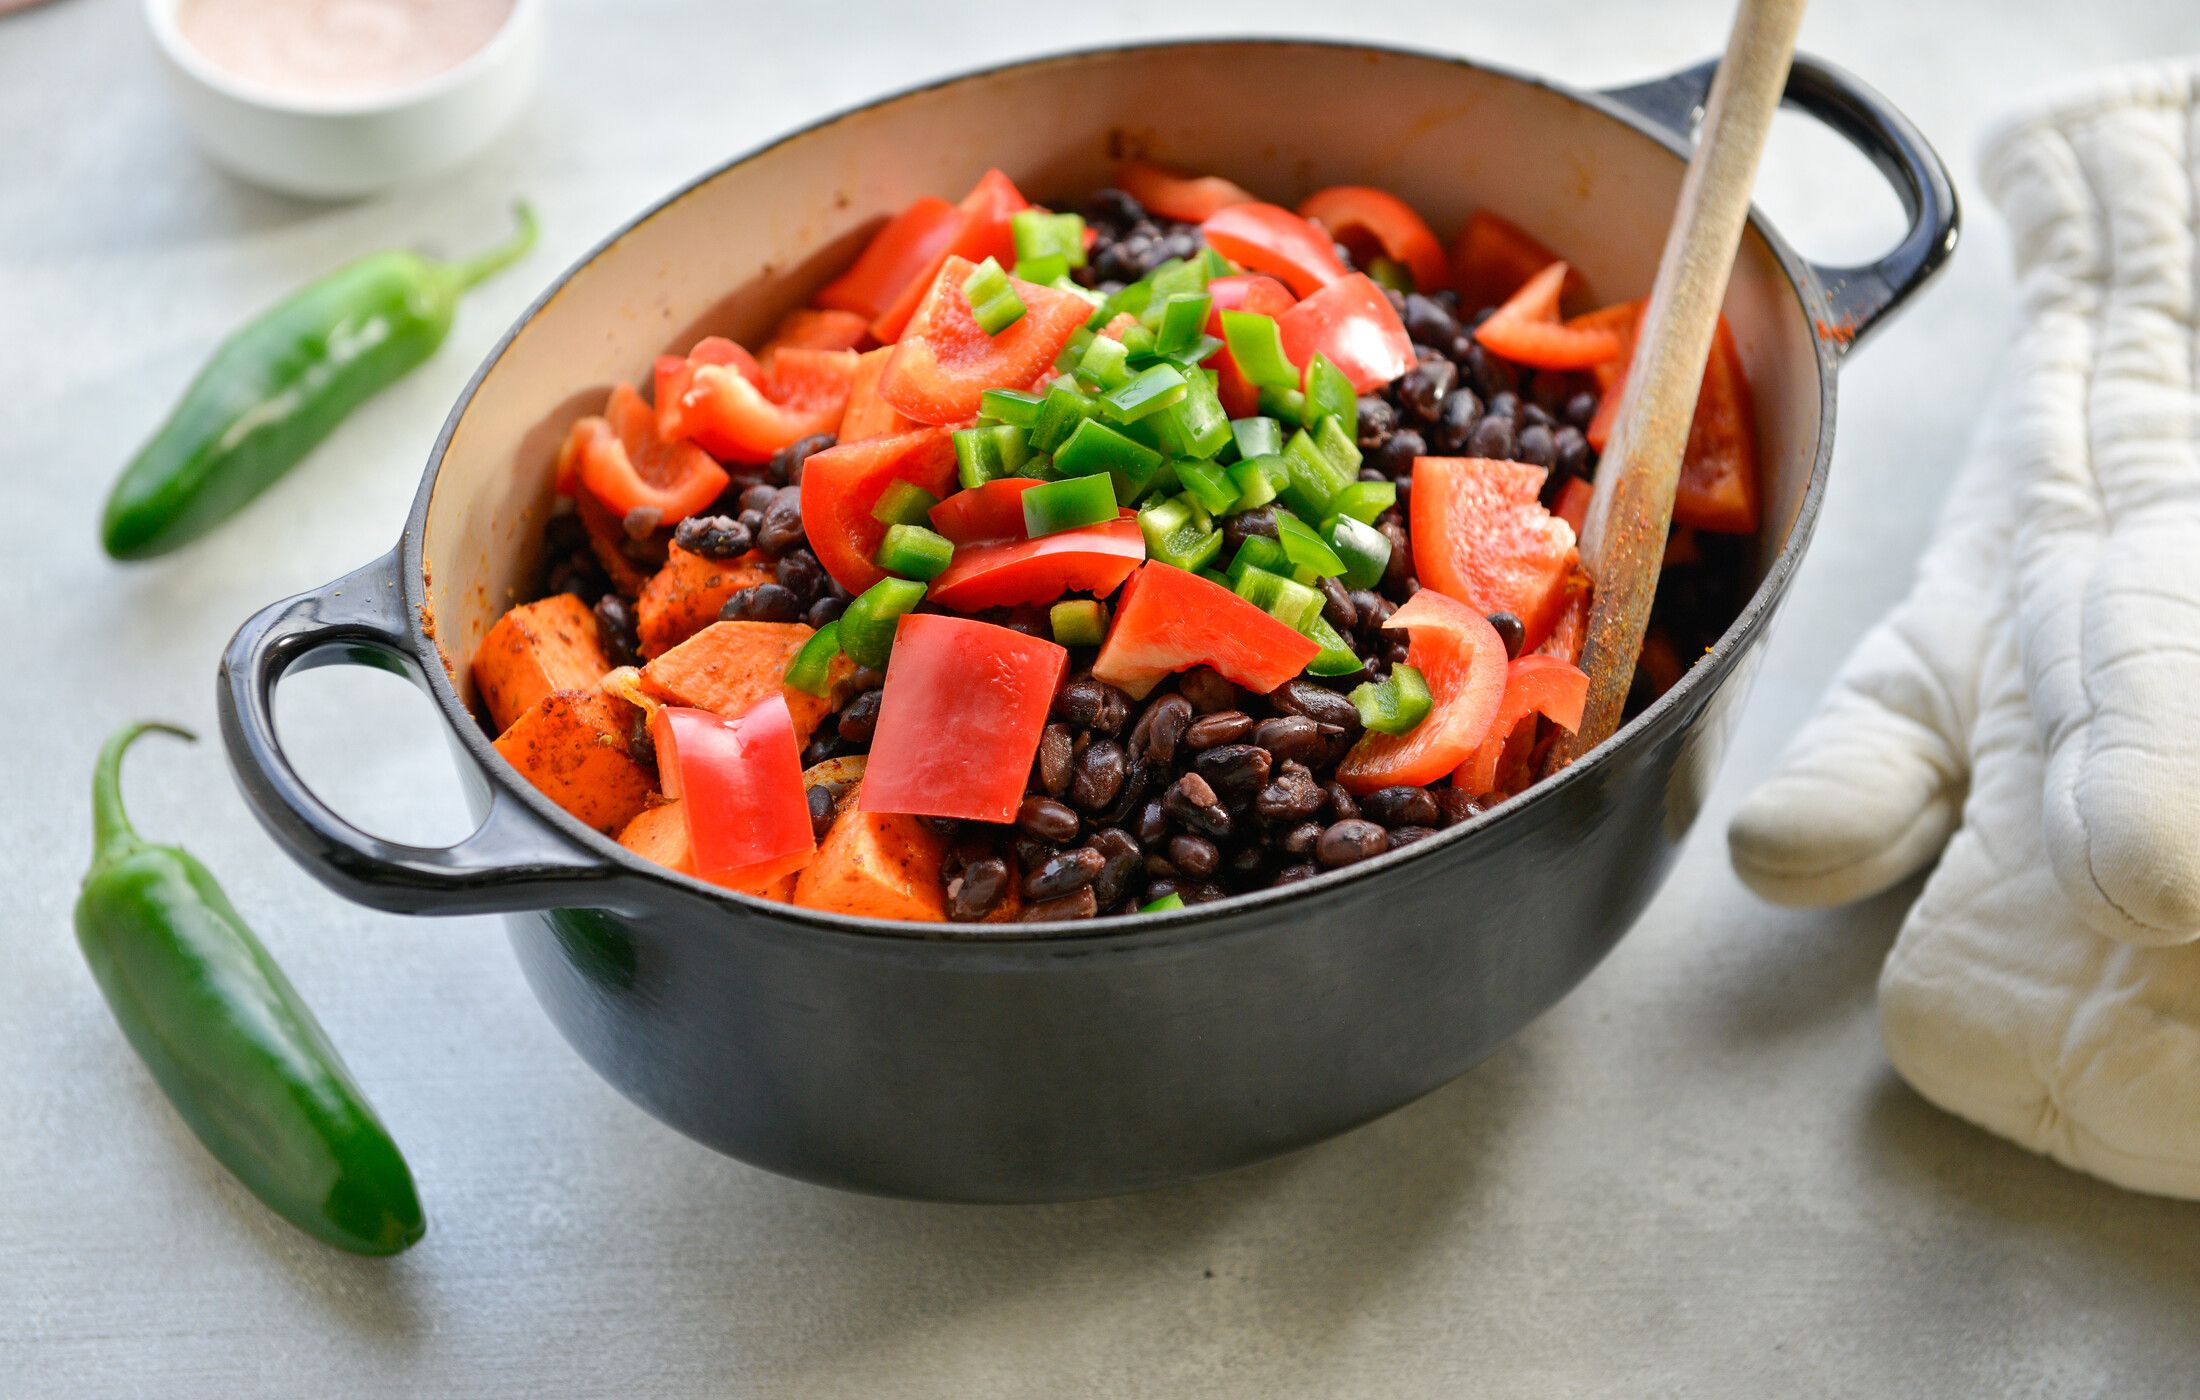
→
(1230, 416, 1284, 462)
(979, 388, 1045, 430)
(1138, 495, 1223, 573)
(1327, 479, 1397, 524)
(1049, 599, 1110, 646)
(1022, 473, 1118, 537)
(1300, 615, 1365, 677)
(784, 620, 844, 695)
(1012, 209, 1087, 269)
(1350, 664, 1433, 736)
(1227, 454, 1289, 511)
(1102, 363, 1190, 421)
(1304, 354, 1358, 437)
(1140, 892, 1186, 912)
(1280, 429, 1353, 520)
(963, 257, 1026, 335)
(1325, 514, 1392, 590)
(1175, 459, 1240, 516)
(954, 423, 1030, 487)
(1219, 310, 1298, 389)
(1232, 565, 1325, 631)
(870, 480, 941, 528)
(874, 523, 955, 580)
(840, 577, 928, 669)
(1054, 418, 1162, 501)
(1273, 508, 1347, 577)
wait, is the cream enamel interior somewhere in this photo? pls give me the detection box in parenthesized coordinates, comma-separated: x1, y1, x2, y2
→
(422, 42, 1822, 712)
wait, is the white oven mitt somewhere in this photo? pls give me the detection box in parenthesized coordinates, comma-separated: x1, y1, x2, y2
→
(1727, 62, 2200, 1199)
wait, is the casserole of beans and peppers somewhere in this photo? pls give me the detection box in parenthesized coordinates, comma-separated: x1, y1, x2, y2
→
(471, 162, 1758, 924)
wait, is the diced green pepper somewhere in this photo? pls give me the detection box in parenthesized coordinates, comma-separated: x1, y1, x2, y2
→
(1258, 383, 1310, 426)
(1175, 458, 1240, 516)
(1091, 277, 1153, 328)
(1031, 382, 1099, 454)
(1152, 373, 1231, 460)
(1151, 293, 1213, 358)
(783, 620, 843, 696)
(1365, 255, 1415, 294)
(1055, 326, 1096, 374)
(963, 257, 1025, 335)
(1304, 354, 1357, 438)
(1350, 664, 1433, 736)
(1145, 256, 1209, 303)
(979, 388, 1045, 430)
(1049, 598, 1110, 647)
(1280, 429, 1353, 520)
(1325, 514, 1392, 590)
(1055, 418, 1163, 501)
(1022, 472, 1118, 537)
(1140, 892, 1186, 912)
(1232, 565, 1325, 631)
(1012, 209, 1087, 269)
(1327, 479, 1397, 524)
(1227, 532, 1289, 581)
(1273, 508, 1346, 577)
(1227, 454, 1288, 511)
(874, 523, 955, 580)
(1014, 252, 1069, 285)
(1230, 416, 1284, 462)
(1314, 414, 1363, 476)
(870, 480, 940, 528)
(1219, 310, 1298, 389)
(954, 423, 1029, 488)
(840, 577, 927, 669)
(1160, 333, 1224, 369)
(1300, 615, 1364, 677)
(1102, 363, 1190, 422)
(1138, 495, 1222, 573)
(1199, 247, 1236, 279)
(1118, 322, 1158, 358)
(1076, 334, 1134, 392)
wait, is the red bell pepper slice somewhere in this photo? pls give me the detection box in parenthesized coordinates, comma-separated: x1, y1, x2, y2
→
(1410, 456, 1581, 653)
(798, 426, 961, 595)
(649, 697, 815, 889)
(1586, 312, 1760, 533)
(1335, 590, 1509, 795)
(1111, 158, 1257, 223)
(568, 382, 729, 523)
(927, 478, 1040, 545)
(1275, 273, 1416, 393)
(1297, 185, 1449, 292)
(1471, 262, 1623, 370)
(1205, 273, 1298, 416)
(1091, 562, 1321, 700)
(1200, 202, 1350, 298)
(762, 307, 871, 356)
(1551, 476, 1593, 535)
(871, 169, 1033, 343)
(925, 515, 1145, 610)
(1453, 655, 1589, 798)
(813, 196, 964, 321)
(657, 340, 860, 465)
(1450, 210, 1577, 314)
(836, 345, 920, 442)
(859, 615, 1068, 824)
(877, 256, 1094, 425)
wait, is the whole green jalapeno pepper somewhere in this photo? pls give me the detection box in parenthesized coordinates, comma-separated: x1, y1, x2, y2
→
(100, 204, 538, 560)
(75, 722, 425, 1256)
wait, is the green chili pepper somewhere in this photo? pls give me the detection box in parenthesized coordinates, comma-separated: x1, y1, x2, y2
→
(1138, 495, 1222, 573)
(1230, 416, 1284, 462)
(1300, 615, 1366, 677)
(870, 480, 940, 528)
(874, 523, 956, 580)
(1175, 459, 1241, 516)
(1325, 514, 1393, 590)
(841, 577, 928, 668)
(954, 424, 1028, 487)
(1220, 310, 1298, 389)
(1102, 363, 1189, 422)
(75, 723, 424, 1255)
(1232, 565, 1325, 631)
(1139, 892, 1186, 912)
(1351, 664, 1434, 735)
(1304, 353, 1359, 437)
(963, 257, 1026, 335)
(1055, 418, 1162, 499)
(784, 621, 844, 695)
(101, 205, 538, 561)
(1022, 473, 1118, 537)
(1328, 479, 1397, 524)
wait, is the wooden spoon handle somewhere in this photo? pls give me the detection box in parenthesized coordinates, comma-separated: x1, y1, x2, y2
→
(1548, 0, 1808, 771)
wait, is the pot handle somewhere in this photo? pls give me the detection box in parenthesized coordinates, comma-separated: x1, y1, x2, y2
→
(1599, 52, 1958, 353)
(217, 548, 627, 916)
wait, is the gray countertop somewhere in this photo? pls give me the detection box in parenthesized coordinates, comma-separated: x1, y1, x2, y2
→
(6, 0, 2198, 1394)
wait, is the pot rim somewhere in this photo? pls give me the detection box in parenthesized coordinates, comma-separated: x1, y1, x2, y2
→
(405, 35, 1843, 948)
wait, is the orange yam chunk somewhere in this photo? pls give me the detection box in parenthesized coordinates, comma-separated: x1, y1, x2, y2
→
(792, 805, 949, 922)
(635, 544, 775, 658)
(640, 620, 839, 745)
(617, 799, 800, 900)
(494, 690, 654, 834)
(472, 594, 612, 733)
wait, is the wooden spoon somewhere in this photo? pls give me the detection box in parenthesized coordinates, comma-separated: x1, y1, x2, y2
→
(1543, 0, 1807, 772)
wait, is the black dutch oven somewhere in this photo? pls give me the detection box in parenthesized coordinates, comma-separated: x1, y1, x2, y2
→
(218, 40, 1956, 1202)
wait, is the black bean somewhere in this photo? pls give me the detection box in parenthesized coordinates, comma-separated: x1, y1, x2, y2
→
(1323, 783, 1361, 822)
(1466, 414, 1514, 460)
(1222, 506, 1279, 554)
(755, 487, 806, 556)
(1438, 788, 1484, 826)
(806, 595, 848, 629)
(1485, 390, 1520, 422)
(1564, 391, 1599, 430)
(719, 583, 802, 623)
(1356, 395, 1398, 450)
(1425, 388, 1478, 454)
(1133, 797, 1170, 847)
(1317, 576, 1357, 634)
(1394, 358, 1457, 422)
(1226, 844, 1271, 883)
(1177, 880, 1228, 905)
(1070, 739, 1128, 813)
(1351, 591, 1393, 644)
(621, 530, 670, 569)
(774, 550, 827, 602)
(1280, 821, 1324, 857)
(1361, 785, 1442, 828)
(1017, 795, 1081, 844)
(1274, 863, 1321, 886)
(1130, 693, 1194, 766)
(1037, 723, 1074, 797)
(1555, 426, 1591, 478)
(1521, 403, 1555, 431)
(1374, 426, 1426, 479)
(1091, 754, 1152, 827)
(1255, 761, 1325, 824)
(1177, 667, 1238, 714)
(591, 595, 640, 667)
(1019, 887, 1100, 922)
(1316, 819, 1388, 868)
(738, 483, 779, 515)
(834, 688, 883, 745)
(800, 734, 846, 767)
(1515, 422, 1557, 469)
(1081, 187, 1145, 228)
(1184, 711, 1255, 750)
(1166, 834, 1221, 878)
(1193, 743, 1271, 804)
(673, 514, 754, 559)
(1387, 826, 1439, 850)
(1484, 611, 1527, 660)
(1088, 828, 1142, 908)
(1011, 835, 1054, 874)
(1464, 342, 1518, 398)
(949, 857, 1011, 921)
(768, 433, 836, 485)
(1378, 518, 1415, 598)
(1272, 678, 1364, 734)
(1143, 877, 1181, 902)
(1250, 717, 1325, 767)
(1401, 293, 1461, 348)
(1024, 847, 1105, 900)
(735, 508, 766, 538)
(1055, 676, 1132, 733)
(1164, 772, 1233, 838)
(806, 786, 837, 842)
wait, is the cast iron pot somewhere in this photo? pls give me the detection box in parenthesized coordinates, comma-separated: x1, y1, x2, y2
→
(219, 40, 1955, 1203)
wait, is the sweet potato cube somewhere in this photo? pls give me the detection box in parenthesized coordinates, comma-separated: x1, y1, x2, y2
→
(473, 594, 613, 733)
(494, 690, 653, 833)
(792, 805, 948, 922)
(640, 620, 846, 744)
(635, 544, 775, 658)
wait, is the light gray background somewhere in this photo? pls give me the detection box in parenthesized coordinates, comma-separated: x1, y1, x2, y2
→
(6, 1, 2198, 1395)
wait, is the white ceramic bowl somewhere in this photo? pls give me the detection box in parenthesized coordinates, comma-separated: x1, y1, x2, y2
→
(143, 0, 541, 199)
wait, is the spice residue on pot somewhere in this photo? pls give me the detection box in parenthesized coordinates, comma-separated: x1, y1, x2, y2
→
(175, 0, 515, 101)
